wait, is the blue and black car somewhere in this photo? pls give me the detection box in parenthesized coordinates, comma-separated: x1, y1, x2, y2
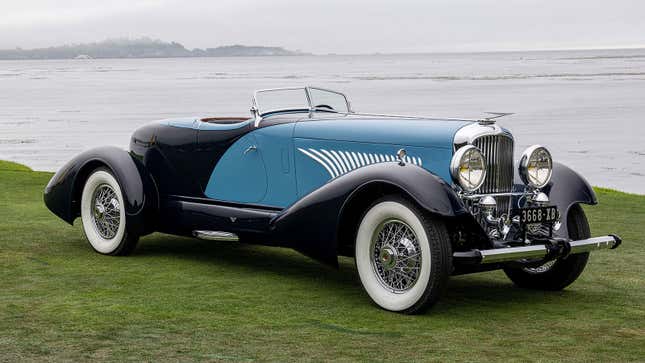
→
(44, 86, 621, 313)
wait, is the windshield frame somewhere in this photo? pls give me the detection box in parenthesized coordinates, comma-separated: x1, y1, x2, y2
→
(251, 86, 352, 126)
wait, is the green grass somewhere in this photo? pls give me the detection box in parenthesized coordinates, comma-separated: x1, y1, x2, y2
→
(0, 159, 32, 172)
(1, 163, 643, 362)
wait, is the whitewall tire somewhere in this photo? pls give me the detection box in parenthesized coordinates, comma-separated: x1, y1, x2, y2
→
(80, 168, 139, 255)
(355, 196, 452, 314)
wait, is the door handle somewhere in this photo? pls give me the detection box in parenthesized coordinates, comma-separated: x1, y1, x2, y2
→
(244, 145, 257, 155)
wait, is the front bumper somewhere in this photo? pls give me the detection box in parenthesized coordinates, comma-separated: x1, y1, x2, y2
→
(453, 235, 622, 265)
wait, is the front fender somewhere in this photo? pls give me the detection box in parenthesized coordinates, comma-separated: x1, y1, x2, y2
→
(44, 146, 157, 235)
(270, 162, 466, 266)
(543, 162, 597, 237)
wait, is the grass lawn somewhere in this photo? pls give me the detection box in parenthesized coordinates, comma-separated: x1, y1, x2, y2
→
(1, 160, 644, 362)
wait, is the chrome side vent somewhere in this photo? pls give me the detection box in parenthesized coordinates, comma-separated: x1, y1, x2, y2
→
(473, 135, 514, 213)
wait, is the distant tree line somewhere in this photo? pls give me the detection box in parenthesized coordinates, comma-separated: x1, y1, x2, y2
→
(0, 38, 306, 59)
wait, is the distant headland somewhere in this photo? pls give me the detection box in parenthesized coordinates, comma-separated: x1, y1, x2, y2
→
(0, 38, 309, 60)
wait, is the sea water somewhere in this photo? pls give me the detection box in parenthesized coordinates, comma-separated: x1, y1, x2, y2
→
(1, 49, 644, 193)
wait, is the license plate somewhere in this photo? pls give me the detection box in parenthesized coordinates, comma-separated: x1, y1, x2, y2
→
(513, 206, 559, 226)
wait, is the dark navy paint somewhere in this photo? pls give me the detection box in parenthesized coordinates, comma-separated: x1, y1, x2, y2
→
(43, 146, 156, 235)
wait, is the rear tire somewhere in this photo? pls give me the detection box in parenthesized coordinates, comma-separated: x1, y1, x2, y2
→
(354, 196, 452, 314)
(80, 168, 139, 255)
(503, 204, 590, 290)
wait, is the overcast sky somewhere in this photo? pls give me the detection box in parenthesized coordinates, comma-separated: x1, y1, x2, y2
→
(1, 0, 644, 53)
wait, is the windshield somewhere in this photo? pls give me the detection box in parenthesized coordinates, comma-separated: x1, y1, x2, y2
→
(309, 87, 350, 113)
(253, 87, 351, 116)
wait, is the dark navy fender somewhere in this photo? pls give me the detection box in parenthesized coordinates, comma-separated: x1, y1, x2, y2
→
(544, 162, 597, 237)
(43, 146, 158, 235)
(269, 162, 468, 266)
(513, 161, 596, 237)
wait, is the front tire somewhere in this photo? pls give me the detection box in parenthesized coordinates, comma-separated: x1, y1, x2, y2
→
(80, 168, 139, 255)
(355, 196, 452, 314)
(503, 203, 590, 290)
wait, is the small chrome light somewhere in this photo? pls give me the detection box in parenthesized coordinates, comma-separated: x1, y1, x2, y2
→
(450, 145, 487, 192)
(519, 145, 553, 189)
(479, 196, 497, 213)
(533, 192, 550, 206)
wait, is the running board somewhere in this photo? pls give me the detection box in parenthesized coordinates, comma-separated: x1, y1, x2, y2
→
(453, 235, 621, 264)
(193, 230, 239, 242)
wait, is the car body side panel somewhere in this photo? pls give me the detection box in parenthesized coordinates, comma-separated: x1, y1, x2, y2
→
(294, 138, 454, 198)
(251, 122, 298, 206)
(204, 122, 298, 207)
(204, 133, 268, 203)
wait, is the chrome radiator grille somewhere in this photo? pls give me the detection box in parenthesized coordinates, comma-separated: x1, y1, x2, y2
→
(473, 135, 514, 213)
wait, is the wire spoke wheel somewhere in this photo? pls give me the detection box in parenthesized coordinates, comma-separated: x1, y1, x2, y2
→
(370, 219, 422, 293)
(90, 184, 121, 239)
(80, 168, 139, 255)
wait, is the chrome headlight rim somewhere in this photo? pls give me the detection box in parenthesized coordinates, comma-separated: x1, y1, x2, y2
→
(450, 145, 487, 192)
(519, 144, 553, 189)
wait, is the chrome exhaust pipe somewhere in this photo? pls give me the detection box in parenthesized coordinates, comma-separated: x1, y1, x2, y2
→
(454, 235, 621, 264)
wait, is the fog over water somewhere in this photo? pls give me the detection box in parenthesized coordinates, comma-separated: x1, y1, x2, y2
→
(1, 48, 644, 193)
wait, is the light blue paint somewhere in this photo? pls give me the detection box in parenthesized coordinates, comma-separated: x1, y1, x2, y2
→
(249, 123, 298, 206)
(204, 116, 468, 209)
(205, 133, 267, 203)
(294, 117, 470, 149)
(294, 139, 453, 198)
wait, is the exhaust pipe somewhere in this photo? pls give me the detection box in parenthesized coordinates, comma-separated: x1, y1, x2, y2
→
(454, 235, 621, 264)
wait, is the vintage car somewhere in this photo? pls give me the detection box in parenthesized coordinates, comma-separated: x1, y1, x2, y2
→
(44, 86, 621, 313)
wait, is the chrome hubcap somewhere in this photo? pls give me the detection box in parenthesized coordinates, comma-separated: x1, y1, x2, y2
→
(90, 184, 120, 239)
(370, 219, 421, 293)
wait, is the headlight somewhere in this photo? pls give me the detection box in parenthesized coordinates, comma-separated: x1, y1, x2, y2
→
(450, 145, 487, 192)
(519, 145, 553, 188)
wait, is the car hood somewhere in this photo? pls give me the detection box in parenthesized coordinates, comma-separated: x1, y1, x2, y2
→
(293, 115, 472, 150)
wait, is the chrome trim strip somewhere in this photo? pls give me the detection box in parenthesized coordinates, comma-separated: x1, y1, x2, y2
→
(193, 230, 239, 242)
(453, 122, 513, 146)
(461, 192, 526, 199)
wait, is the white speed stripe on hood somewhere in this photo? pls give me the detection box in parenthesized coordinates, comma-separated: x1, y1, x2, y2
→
(298, 148, 422, 178)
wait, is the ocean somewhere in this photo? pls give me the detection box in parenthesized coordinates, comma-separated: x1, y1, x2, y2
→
(1, 49, 644, 194)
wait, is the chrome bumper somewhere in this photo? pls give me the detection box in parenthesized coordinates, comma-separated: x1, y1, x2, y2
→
(453, 235, 622, 265)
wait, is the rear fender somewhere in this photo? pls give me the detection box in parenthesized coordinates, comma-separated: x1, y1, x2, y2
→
(43, 146, 158, 235)
(270, 162, 467, 266)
